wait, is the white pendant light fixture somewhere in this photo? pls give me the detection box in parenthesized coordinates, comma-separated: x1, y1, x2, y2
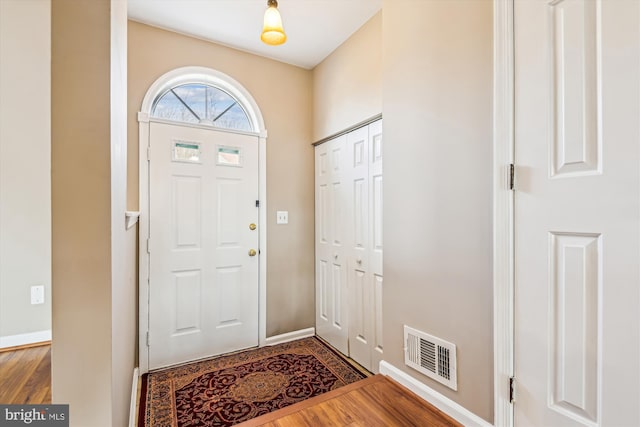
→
(261, 0, 286, 46)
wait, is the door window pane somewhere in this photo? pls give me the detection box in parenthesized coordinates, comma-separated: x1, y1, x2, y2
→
(173, 141, 201, 163)
(217, 146, 242, 167)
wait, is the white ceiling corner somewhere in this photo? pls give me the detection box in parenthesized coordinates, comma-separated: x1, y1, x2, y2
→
(127, 0, 382, 69)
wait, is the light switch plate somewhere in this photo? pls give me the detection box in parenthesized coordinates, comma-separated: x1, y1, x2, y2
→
(276, 211, 288, 224)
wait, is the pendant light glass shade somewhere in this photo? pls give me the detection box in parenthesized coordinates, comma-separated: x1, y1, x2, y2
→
(261, 0, 286, 45)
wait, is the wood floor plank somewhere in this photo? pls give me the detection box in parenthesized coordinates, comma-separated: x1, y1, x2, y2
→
(237, 375, 384, 427)
(359, 378, 456, 426)
(236, 374, 462, 427)
(0, 345, 51, 404)
(0, 348, 37, 403)
(11, 347, 51, 404)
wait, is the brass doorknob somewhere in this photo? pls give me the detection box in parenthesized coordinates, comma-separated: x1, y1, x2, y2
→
(248, 249, 257, 257)
(249, 223, 257, 230)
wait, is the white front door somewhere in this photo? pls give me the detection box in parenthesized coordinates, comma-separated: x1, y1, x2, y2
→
(148, 121, 259, 370)
(514, 0, 639, 425)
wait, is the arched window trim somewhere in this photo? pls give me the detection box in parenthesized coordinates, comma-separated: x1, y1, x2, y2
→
(140, 66, 266, 136)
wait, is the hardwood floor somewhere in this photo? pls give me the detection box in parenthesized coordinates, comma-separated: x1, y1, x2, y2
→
(0, 344, 51, 404)
(237, 374, 462, 427)
(0, 344, 459, 425)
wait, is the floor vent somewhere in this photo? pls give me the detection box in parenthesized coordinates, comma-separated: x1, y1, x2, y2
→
(404, 325, 457, 391)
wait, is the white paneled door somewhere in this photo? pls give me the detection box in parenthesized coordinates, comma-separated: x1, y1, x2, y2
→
(148, 122, 259, 370)
(368, 120, 384, 373)
(346, 121, 384, 373)
(315, 134, 349, 355)
(514, 1, 639, 425)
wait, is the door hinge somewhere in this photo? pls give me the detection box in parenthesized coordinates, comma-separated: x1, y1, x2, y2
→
(147, 146, 151, 161)
(146, 331, 150, 347)
(509, 163, 515, 190)
(255, 200, 260, 208)
(509, 376, 516, 403)
(146, 238, 151, 254)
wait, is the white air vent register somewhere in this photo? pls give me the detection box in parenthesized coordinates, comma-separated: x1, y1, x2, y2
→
(404, 325, 457, 391)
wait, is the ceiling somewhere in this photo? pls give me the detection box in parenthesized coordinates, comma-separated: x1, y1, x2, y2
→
(127, 0, 382, 70)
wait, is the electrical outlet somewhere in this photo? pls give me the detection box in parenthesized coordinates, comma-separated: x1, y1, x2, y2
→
(276, 211, 288, 224)
(31, 285, 44, 305)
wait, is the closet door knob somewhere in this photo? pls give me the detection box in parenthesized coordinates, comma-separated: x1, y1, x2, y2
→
(356, 258, 362, 265)
(248, 249, 257, 257)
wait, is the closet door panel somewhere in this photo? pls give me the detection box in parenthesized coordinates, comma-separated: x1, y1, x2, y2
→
(315, 135, 348, 355)
(347, 126, 372, 370)
(369, 120, 383, 373)
(369, 120, 383, 276)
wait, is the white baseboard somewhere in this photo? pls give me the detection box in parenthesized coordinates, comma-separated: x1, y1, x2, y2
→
(379, 361, 493, 427)
(0, 330, 51, 349)
(263, 327, 315, 346)
(129, 367, 140, 427)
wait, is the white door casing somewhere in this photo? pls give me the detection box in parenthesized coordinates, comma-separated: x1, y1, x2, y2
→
(138, 67, 267, 374)
(514, 1, 640, 426)
(493, 0, 515, 424)
(148, 122, 259, 370)
(315, 135, 349, 355)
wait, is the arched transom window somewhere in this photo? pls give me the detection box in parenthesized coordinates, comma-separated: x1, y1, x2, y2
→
(151, 83, 252, 132)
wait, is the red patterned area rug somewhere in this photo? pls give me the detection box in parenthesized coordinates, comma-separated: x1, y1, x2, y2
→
(138, 337, 369, 427)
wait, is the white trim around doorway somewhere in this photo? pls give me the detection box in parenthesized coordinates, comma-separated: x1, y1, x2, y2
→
(493, 0, 515, 426)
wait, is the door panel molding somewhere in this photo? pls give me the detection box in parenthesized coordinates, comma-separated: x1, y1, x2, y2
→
(549, 0, 600, 178)
(549, 232, 600, 424)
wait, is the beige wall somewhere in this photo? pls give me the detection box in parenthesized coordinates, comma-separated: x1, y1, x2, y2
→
(128, 21, 315, 337)
(313, 3, 493, 420)
(382, 0, 494, 422)
(52, 1, 134, 425)
(312, 12, 382, 141)
(52, 0, 112, 422)
(0, 0, 51, 342)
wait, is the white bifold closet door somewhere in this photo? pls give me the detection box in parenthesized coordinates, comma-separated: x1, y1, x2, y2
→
(315, 119, 383, 373)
